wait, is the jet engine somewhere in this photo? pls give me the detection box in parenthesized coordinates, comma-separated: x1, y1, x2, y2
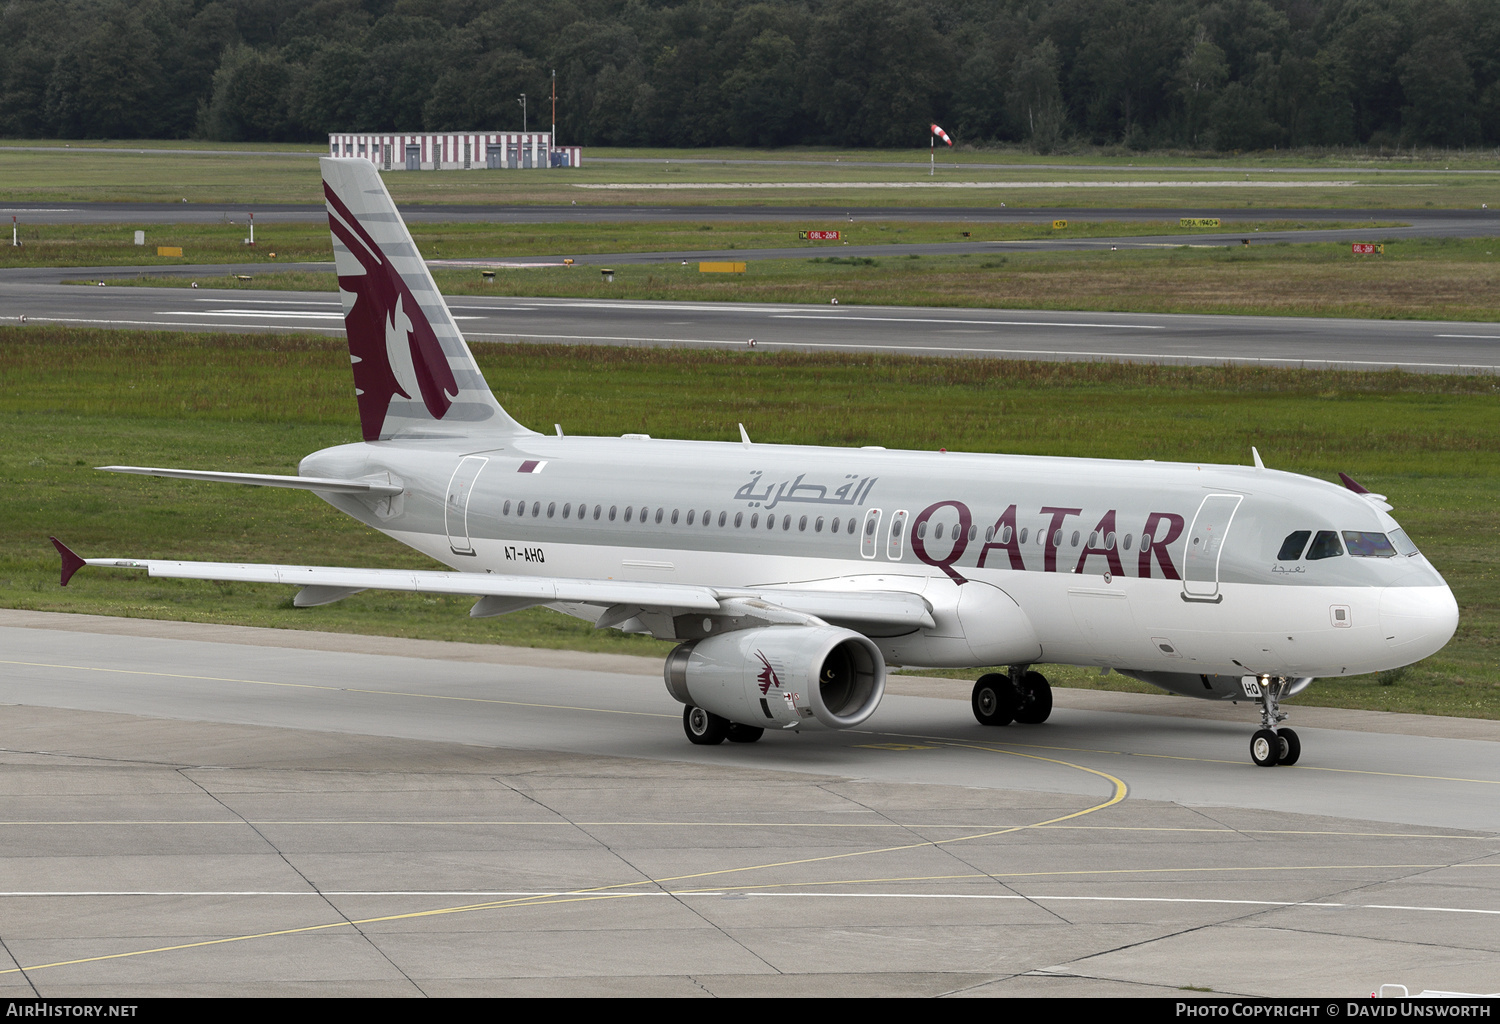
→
(664, 625, 886, 731)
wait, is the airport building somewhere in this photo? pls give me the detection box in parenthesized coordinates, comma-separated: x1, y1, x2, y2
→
(327, 132, 581, 170)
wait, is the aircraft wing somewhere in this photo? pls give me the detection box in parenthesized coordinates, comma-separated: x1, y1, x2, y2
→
(50, 540, 935, 633)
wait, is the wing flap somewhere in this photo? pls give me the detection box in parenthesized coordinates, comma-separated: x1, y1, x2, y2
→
(734, 588, 935, 630)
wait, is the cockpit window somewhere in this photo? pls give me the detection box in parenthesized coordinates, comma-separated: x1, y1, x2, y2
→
(1343, 531, 1397, 557)
(1389, 528, 1420, 556)
(1306, 530, 1343, 560)
(1277, 531, 1311, 561)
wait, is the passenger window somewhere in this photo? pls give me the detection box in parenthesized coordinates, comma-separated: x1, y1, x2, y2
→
(1306, 530, 1343, 560)
(1277, 531, 1311, 561)
(1343, 531, 1397, 557)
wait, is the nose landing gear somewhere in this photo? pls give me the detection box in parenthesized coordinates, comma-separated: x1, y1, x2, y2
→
(1247, 675, 1301, 767)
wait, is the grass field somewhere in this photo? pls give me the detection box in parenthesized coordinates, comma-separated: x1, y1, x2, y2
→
(5, 218, 1390, 268)
(103, 236, 1500, 323)
(0, 142, 1496, 208)
(3, 327, 1496, 719)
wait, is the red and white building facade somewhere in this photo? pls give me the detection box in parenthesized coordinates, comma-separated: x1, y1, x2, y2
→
(328, 132, 581, 170)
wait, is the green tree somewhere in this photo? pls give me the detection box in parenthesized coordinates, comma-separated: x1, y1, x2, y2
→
(1398, 34, 1476, 145)
(1008, 39, 1068, 152)
(199, 45, 295, 141)
(1176, 29, 1227, 145)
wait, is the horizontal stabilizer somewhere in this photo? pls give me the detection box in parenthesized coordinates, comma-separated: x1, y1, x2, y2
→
(99, 466, 403, 496)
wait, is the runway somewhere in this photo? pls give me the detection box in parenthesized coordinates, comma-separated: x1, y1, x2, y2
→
(1, 610, 1496, 997)
(5, 282, 1497, 373)
(1, 200, 1496, 230)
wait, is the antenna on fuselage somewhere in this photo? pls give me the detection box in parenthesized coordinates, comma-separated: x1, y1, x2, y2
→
(1251, 446, 1265, 470)
(739, 423, 752, 448)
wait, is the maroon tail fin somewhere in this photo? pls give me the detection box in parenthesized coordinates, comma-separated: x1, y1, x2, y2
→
(320, 157, 531, 441)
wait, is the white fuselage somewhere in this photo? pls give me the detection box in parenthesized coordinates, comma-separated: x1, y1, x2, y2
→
(302, 432, 1458, 689)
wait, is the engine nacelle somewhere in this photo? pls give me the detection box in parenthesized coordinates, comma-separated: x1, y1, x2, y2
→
(664, 625, 886, 731)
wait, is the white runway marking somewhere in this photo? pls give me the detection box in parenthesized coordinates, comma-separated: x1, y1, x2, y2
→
(193, 297, 340, 306)
(548, 299, 803, 314)
(160, 309, 346, 319)
(577, 180, 1363, 190)
(774, 314, 1165, 329)
(160, 309, 480, 321)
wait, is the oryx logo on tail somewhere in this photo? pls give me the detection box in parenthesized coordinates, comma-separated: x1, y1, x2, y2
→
(324, 183, 458, 440)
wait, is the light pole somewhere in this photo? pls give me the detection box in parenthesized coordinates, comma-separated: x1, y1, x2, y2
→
(518, 94, 527, 132)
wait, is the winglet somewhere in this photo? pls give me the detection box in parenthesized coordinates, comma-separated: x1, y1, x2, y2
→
(1338, 472, 1369, 494)
(50, 537, 86, 587)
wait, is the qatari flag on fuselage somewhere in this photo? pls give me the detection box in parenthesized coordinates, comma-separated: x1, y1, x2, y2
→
(931, 124, 953, 146)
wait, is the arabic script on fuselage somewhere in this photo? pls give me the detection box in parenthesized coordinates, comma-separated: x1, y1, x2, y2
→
(733, 471, 877, 510)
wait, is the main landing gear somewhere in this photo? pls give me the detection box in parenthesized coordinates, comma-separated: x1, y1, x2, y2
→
(1248, 675, 1300, 767)
(971, 666, 1052, 727)
(683, 705, 763, 746)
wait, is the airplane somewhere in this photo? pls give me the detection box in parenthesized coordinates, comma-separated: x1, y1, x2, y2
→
(50, 157, 1459, 767)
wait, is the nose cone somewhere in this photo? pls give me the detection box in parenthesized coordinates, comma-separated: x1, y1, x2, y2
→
(1379, 585, 1459, 661)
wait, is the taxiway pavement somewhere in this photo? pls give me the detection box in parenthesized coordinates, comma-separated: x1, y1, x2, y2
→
(1, 610, 1496, 997)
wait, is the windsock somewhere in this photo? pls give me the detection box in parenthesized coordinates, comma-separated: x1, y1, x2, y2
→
(930, 123, 953, 146)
